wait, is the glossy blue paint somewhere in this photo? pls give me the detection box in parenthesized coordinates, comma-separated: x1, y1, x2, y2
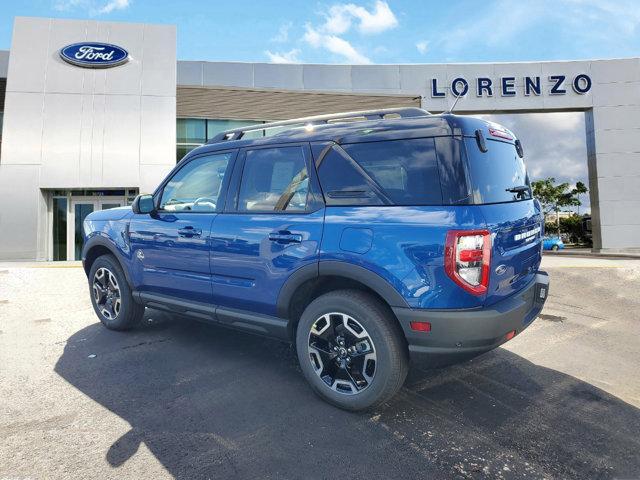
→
(84, 210, 134, 262)
(478, 200, 543, 306)
(210, 210, 324, 315)
(128, 212, 216, 303)
(322, 205, 487, 309)
(59, 42, 129, 68)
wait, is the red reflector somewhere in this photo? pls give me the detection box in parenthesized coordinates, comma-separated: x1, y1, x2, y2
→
(410, 321, 431, 332)
(505, 330, 516, 341)
(459, 249, 484, 262)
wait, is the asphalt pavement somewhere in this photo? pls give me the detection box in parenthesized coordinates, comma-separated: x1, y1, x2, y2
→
(1, 256, 639, 479)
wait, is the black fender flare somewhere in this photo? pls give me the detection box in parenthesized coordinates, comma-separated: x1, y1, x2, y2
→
(82, 235, 134, 288)
(276, 260, 409, 319)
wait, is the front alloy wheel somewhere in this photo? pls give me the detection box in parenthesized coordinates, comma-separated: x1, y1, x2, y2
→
(92, 267, 121, 320)
(308, 312, 377, 395)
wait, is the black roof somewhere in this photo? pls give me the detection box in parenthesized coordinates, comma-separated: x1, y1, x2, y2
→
(182, 109, 515, 159)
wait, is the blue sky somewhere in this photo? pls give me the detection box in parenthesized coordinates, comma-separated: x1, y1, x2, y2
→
(0, 0, 638, 64)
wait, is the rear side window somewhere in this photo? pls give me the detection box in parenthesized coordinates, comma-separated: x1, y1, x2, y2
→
(464, 138, 531, 204)
(238, 146, 309, 212)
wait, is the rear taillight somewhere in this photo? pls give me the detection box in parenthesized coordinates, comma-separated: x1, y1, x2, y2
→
(445, 230, 491, 295)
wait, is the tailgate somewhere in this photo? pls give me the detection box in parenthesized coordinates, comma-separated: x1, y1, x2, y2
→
(479, 200, 543, 306)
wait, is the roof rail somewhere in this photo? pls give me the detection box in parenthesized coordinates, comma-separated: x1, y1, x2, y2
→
(208, 107, 429, 143)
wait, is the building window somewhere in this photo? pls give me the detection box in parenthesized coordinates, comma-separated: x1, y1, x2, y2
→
(176, 118, 266, 162)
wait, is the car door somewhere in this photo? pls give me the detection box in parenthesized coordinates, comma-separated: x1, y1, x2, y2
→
(210, 143, 324, 316)
(129, 150, 236, 303)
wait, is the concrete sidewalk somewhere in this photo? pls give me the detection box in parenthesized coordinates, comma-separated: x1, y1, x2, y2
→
(545, 247, 640, 260)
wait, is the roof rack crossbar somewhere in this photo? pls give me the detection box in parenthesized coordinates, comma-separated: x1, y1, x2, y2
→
(208, 107, 429, 143)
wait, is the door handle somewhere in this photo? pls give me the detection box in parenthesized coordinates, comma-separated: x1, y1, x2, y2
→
(268, 231, 303, 244)
(178, 226, 202, 237)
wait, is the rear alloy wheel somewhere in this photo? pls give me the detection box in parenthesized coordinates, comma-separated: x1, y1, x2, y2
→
(308, 312, 377, 395)
(296, 290, 409, 411)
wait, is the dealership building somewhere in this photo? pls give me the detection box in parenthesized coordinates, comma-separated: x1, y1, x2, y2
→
(0, 16, 639, 260)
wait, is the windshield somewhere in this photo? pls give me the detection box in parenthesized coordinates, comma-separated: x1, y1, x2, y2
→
(464, 137, 532, 204)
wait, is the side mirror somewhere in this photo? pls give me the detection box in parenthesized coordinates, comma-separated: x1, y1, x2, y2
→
(132, 194, 156, 215)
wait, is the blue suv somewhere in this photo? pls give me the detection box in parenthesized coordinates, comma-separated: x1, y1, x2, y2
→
(82, 108, 549, 411)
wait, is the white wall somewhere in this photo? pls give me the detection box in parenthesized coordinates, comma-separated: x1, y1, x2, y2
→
(0, 50, 9, 76)
(0, 17, 176, 260)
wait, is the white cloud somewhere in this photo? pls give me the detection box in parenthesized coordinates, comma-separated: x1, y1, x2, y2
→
(266, 2, 396, 65)
(265, 48, 301, 63)
(416, 40, 428, 55)
(303, 24, 371, 64)
(323, 1, 398, 35)
(98, 0, 129, 14)
(54, 0, 130, 15)
(271, 22, 292, 43)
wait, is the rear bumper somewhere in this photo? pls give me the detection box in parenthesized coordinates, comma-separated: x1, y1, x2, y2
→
(393, 271, 549, 363)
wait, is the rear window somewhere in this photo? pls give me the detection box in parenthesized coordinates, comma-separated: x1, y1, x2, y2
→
(464, 138, 532, 204)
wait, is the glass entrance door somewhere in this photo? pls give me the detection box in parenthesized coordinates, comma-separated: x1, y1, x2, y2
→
(49, 190, 134, 261)
(73, 202, 95, 261)
(69, 198, 124, 260)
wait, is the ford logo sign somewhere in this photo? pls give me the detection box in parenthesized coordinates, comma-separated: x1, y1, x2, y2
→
(59, 42, 129, 68)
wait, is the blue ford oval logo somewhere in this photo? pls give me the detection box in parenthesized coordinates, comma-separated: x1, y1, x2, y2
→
(60, 42, 129, 68)
(495, 264, 507, 275)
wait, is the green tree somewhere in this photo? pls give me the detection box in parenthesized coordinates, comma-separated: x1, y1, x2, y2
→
(531, 177, 588, 234)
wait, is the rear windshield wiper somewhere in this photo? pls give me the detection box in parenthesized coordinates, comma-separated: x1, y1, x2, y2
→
(505, 185, 530, 194)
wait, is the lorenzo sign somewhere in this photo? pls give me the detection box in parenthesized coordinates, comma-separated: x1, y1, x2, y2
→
(431, 74, 592, 98)
(59, 42, 129, 68)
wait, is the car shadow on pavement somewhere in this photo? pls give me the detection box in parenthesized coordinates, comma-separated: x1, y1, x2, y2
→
(55, 310, 640, 479)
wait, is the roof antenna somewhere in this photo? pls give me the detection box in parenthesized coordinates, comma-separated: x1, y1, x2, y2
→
(445, 91, 466, 114)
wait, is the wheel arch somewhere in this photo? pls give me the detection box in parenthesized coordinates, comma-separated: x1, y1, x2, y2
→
(83, 236, 134, 287)
(278, 261, 410, 340)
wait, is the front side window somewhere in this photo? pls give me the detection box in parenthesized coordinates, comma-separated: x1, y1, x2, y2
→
(160, 152, 233, 212)
(237, 147, 309, 212)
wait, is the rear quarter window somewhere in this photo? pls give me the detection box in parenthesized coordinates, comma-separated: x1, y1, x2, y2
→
(341, 138, 442, 205)
(316, 137, 471, 206)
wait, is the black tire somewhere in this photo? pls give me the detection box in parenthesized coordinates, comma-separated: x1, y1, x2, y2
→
(88, 254, 144, 331)
(295, 289, 409, 411)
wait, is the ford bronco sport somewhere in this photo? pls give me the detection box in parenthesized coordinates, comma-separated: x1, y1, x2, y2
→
(82, 108, 549, 411)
